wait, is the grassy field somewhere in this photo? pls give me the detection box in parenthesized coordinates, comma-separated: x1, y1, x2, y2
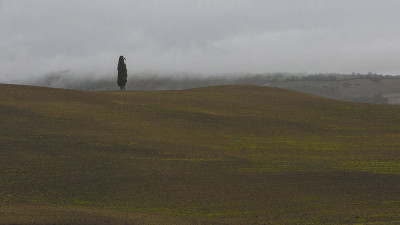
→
(0, 83, 400, 224)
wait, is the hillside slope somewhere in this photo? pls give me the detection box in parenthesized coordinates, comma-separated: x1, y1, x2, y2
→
(265, 78, 400, 104)
(1, 84, 400, 224)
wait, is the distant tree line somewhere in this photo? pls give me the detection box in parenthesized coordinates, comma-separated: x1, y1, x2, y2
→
(281, 72, 396, 82)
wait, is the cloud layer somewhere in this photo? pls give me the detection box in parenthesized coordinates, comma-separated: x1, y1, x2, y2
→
(1, 0, 400, 82)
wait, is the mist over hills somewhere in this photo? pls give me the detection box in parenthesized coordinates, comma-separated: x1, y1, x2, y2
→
(23, 71, 400, 105)
(266, 76, 400, 105)
(27, 71, 281, 91)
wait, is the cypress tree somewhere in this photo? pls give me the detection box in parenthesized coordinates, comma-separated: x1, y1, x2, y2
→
(117, 56, 127, 90)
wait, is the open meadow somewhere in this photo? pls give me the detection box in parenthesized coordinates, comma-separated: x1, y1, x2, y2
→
(0, 84, 400, 224)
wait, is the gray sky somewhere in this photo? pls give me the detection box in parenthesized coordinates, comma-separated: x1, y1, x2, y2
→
(1, 0, 400, 82)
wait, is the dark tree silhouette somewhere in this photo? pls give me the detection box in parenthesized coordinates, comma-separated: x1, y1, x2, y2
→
(117, 56, 127, 90)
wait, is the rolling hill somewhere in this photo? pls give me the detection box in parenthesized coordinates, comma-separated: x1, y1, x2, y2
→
(1, 84, 400, 224)
(265, 78, 400, 104)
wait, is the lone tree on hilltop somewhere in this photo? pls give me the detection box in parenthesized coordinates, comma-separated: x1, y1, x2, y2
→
(117, 55, 127, 90)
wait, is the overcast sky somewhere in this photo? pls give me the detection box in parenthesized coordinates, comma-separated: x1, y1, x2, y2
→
(1, 0, 400, 82)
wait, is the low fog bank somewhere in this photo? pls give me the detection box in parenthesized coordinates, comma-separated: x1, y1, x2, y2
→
(24, 71, 305, 91)
(22, 71, 398, 91)
(18, 71, 400, 105)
